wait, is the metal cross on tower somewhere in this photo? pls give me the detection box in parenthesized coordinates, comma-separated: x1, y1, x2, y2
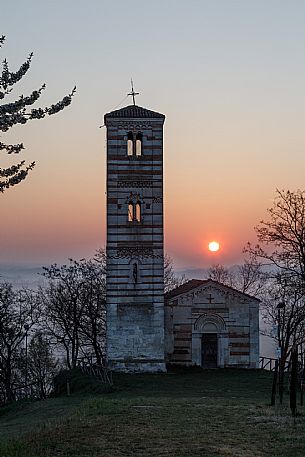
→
(128, 79, 139, 105)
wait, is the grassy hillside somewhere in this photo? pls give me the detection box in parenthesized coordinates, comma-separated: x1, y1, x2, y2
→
(0, 368, 305, 456)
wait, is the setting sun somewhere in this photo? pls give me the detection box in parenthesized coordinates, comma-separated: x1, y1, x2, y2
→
(208, 241, 220, 252)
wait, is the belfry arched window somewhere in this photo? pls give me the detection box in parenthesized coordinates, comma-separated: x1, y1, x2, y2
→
(127, 132, 133, 156)
(135, 201, 141, 222)
(135, 132, 142, 156)
(128, 201, 134, 222)
(126, 131, 143, 157)
(127, 200, 142, 222)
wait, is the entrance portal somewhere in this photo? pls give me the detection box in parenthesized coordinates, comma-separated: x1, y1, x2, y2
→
(201, 333, 217, 368)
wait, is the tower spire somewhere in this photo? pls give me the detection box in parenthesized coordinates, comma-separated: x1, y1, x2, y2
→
(128, 78, 139, 106)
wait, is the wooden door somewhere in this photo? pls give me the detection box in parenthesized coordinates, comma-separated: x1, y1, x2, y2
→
(201, 333, 218, 368)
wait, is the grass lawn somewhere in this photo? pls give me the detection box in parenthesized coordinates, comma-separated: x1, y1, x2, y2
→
(0, 368, 305, 456)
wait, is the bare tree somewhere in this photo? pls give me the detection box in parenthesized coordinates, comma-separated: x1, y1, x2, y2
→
(0, 35, 75, 192)
(0, 283, 39, 402)
(94, 248, 107, 276)
(262, 274, 305, 403)
(246, 189, 305, 403)
(262, 276, 305, 361)
(246, 189, 305, 281)
(206, 254, 266, 298)
(75, 260, 106, 365)
(41, 262, 86, 369)
(26, 333, 58, 399)
(206, 264, 233, 287)
(246, 189, 305, 345)
(40, 259, 106, 369)
(164, 254, 187, 293)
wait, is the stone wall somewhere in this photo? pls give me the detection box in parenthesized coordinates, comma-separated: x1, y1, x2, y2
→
(165, 281, 260, 368)
(105, 112, 166, 372)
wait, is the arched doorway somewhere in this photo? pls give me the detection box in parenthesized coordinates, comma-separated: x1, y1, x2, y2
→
(202, 332, 218, 368)
(192, 314, 227, 368)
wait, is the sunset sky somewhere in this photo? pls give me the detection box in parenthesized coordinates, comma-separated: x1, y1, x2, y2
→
(1, 0, 305, 269)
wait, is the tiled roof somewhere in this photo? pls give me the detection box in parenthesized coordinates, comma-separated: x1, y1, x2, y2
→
(165, 279, 207, 300)
(165, 279, 260, 302)
(104, 104, 165, 120)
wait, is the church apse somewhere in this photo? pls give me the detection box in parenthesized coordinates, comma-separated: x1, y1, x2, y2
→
(104, 103, 166, 372)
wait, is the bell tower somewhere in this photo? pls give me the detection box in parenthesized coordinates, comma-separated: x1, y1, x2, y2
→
(104, 102, 166, 372)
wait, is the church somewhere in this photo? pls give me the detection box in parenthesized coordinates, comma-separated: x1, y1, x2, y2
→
(165, 279, 259, 368)
(104, 100, 260, 372)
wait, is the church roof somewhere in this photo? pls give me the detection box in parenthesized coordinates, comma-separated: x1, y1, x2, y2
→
(165, 279, 207, 300)
(104, 104, 165, 120)
(165, 279, 260, 302)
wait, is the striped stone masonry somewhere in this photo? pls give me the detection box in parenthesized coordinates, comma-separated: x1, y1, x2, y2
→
(165, 279, 260, 368)
(104, 105, 166, 373)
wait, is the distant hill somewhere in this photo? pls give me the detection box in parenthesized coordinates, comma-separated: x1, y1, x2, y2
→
(0, 263, 275, 358)
(176, 267, 209, 280)
(0, 263, 44, 288)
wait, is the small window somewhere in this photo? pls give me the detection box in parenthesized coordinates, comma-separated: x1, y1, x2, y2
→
(136, 132, 142, 156)
(132, 262, 138, 283)
(128, 202, 134, 222)
(135, 201, 141, 222)
(127, 132, 133, 156)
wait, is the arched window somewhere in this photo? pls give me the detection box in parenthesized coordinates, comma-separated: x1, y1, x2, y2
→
(132, 262, 138, 283)
(135, 132, 142, 156)
(135, 201, 141, 222)
(127, 132, 133, 156)
(128, 202, 134, 222)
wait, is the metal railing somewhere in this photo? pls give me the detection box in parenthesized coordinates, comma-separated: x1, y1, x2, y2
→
(259, 356, 290, 372)
(77, 361, 113, 386)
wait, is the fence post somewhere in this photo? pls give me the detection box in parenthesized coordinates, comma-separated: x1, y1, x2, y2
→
(300, 369, 304, 407)
(279, 357, 285, 405)
(271, 359, 278, 406)
(66, 372, 70, 397)
(290, 348, 298, 417)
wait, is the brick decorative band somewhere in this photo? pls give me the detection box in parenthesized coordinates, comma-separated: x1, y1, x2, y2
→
(117, 180, 153, 188)
(109, 246, 157, 258)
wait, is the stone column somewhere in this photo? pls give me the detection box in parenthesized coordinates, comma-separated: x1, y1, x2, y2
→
(218, 332, 229, 367)
(249, 301, 259, 368)
(192, 332, 202, 366)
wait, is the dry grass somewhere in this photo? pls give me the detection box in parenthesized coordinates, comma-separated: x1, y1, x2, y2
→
(0, 369, 305, 457)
